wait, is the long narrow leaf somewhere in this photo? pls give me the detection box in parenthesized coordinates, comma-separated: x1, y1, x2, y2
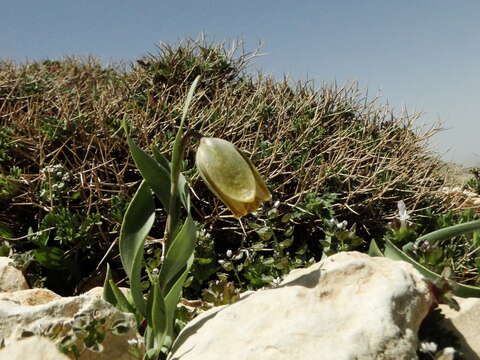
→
(102, 263, 117, 305)
(127, 136, 171, 210)
(384, 239, 480, 298)
(149, 281, 168, 352)
(120, 180, 155, 316)
(159, 215, 196, 293)
(163, 253, 194, 348)
(415, 219, 480, 245)
(166, 76, 200, 248)
(170, 76, 201, 185)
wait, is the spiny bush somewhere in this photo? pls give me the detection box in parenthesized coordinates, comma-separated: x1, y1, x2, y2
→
(0, 38, 466, 296)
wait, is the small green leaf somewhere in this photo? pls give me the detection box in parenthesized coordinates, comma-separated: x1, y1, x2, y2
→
(279, 237, 294, 249)
(425, 247, 443, 265)
(119, 180, 155, 316)
(33, 247, 67, 270)
(368, 239, 383, 257)
(0, 222, 13, 238)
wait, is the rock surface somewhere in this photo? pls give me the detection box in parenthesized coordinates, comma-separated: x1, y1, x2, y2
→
(0, 292, 141, 360)
(0, 288, 61, 306)
(169, 251, 435, 360)
(0, 257, 29, 292)
(0, 257, 142, 360)
(0, 336, 70, 360)
(439, 297, 480, 359)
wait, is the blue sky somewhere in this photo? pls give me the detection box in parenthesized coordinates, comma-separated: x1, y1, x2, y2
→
(2, 1, 479, 165)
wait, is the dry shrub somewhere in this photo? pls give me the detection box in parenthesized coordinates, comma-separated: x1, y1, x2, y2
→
(0, 39, 452, 289)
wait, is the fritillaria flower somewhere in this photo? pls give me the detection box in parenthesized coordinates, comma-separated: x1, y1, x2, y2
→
(195, 137, 271, 218)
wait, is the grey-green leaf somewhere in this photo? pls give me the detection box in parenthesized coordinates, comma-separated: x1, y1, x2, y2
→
(149, 281, 167, 351)
(368, 239, 383, 257)
(415, 219, 480, 246)
(120, 180, 155, 316)
(127, 135, 171, 210)
(159, 215, 196, 293)
(102, 263, 117, 305)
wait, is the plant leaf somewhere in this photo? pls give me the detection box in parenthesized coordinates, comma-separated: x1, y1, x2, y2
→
(119, 180, 155, 316)
(170, 75, 201, 194)
(384, 239, 480, 298)
(166, 76, 200, 244)
(368, 239, 383, 257)
(152, 146, 171, 171)
(148, 281, 167, 352)
(163, 253, 194, 348)
(152, 145, 190, 211)
(32, 247, 67, 270)
(108, 280, 136, 314)
(415, 219, 480, 246)
(103, 266, 136, 314)
(127, 135, 171, 210)
(159, 215, 196, 293)
(102, 263, 116, 305)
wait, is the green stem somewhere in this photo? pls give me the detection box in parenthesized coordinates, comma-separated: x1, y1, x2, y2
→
(164, 76, 201, 251)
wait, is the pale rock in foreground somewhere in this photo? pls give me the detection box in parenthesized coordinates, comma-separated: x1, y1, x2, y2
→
(0, 257, 29, 292)
(0, 288, 61, 306)
(169, 251, 435, 360)
(0, 259, 143, 360)
(0, 336, 70, 360)
(439, 297, 480, 359)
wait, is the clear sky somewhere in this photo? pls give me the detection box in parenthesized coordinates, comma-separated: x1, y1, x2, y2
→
(2, 1, 479, 166)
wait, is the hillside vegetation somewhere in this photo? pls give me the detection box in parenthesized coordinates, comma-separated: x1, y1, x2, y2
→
(1, 39, 478, 300)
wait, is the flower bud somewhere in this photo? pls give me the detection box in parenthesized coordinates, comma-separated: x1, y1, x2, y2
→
(196, 137, 271, 218)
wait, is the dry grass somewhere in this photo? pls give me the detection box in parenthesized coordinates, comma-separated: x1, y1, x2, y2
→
(0, 39, 465, 287)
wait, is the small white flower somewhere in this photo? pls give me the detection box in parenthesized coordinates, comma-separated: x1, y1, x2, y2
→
(127, 339, 139, 346)
(419, 341, 437, 353)
(397, 200, 410, 228)
(272, 277, 282, 286)
(233, 251, 244, 261)
(331, 218, 347, 230)
(226, 249, 233, 258)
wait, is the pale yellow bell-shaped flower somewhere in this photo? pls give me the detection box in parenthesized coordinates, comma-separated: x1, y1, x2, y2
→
(196, 137, 271, 218)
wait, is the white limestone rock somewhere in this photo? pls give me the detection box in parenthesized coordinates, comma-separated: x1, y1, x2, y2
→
(0, 257, 29, 292)
(439, 297, 480, 358)
(0, 336, 70, 360)
(84, 286, 129, 299)
(0, 290, 142, 360)
(169, 251, 435, 360)
(0, 288, 61, 306)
